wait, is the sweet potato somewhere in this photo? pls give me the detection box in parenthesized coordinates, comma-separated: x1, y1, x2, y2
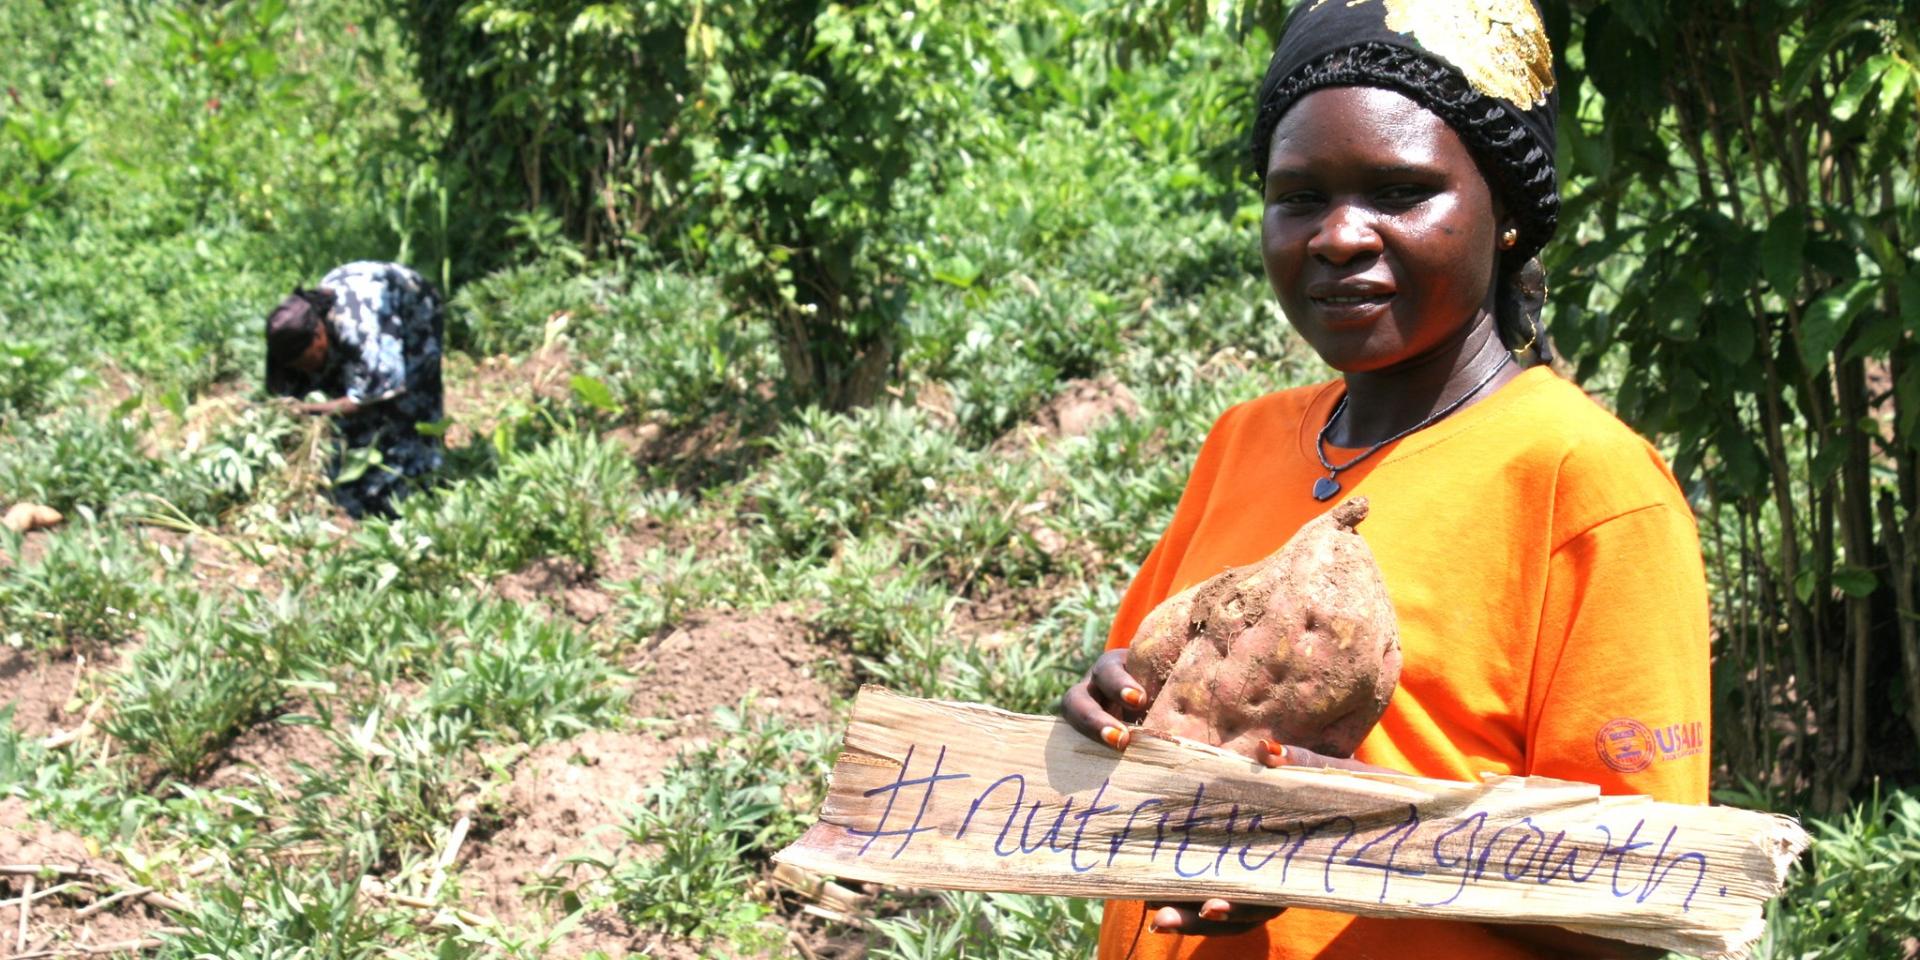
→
(3, 502, 62, 534)
(1123, 496, 1400, 760)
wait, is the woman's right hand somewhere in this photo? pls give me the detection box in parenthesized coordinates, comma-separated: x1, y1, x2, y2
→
(1062, 648, 1148, 751)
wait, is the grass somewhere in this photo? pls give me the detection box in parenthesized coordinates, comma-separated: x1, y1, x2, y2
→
(1, 1, 1907, 958)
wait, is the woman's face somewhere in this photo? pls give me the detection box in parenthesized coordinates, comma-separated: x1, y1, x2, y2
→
(292, 320, 330, 374)
(1260, 86, 1507, 374)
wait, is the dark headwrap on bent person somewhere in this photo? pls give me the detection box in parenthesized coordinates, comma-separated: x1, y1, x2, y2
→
(1251, 0, 1560, 363)
(264, 287, 338, 397)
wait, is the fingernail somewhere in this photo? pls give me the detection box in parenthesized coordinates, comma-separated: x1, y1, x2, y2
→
(1121, 686, 1145, 707)
(1199, 903, 1227, 921)
(1261, 739, 1288, 767)
(1101, 726, 1124, 749)
(1151, 906, 1180, 932)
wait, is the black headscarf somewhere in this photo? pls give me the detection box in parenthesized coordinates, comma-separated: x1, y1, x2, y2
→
(1250, 0, 1561, 358)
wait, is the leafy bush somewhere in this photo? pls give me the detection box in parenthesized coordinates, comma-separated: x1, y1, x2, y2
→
(816, 535, 953, 664)
(1765, 787, 1920, 957)
(394, 0, 1004, 406)
(159, 865, 409, 960)
(585, 268, 775, 424)
(104, 599, 281, 779)
(748, 404, 972, 559)
(0, 409, 166, 514)
(424, 604, 622, 744)
(0, 518, 153, 651)
(870, 891, 1101, 960)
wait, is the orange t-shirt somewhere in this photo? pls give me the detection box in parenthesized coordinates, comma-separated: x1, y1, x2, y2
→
(1096, 365, 1711, 960)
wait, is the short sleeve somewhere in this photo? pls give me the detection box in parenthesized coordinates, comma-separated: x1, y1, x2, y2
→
(1525, 502, 1712, 802)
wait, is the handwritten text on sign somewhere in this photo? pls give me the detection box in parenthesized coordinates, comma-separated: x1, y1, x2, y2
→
(774, 688, 1807, 960)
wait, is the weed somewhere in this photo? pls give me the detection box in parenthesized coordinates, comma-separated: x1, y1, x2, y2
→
(103, 597, 282, 780)
(748, 404, 971, 559)
(870, 891, 1101, 960)
(424, 605, 624, 744)
(606, 703, 832, 944)
(0, 516, 152, 651)
(159, 864, 419, 960)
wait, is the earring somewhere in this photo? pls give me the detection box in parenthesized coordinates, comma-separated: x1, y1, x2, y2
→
(1500, 228, 1519, 250)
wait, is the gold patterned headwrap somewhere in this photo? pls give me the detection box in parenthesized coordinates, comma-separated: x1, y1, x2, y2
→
(1252, 0, 1562, 263)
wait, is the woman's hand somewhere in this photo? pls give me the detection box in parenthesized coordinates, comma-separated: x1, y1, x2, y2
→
(278, 396, 360, 417)
(1062, 649, 1147, 750)
(1145, 898, 1286, 936)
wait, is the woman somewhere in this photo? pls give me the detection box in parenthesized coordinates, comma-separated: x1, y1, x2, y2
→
(1062, 2, 1710, 958)
(264, 261, 446, 517)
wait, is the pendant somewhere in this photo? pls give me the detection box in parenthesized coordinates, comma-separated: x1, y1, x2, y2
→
(1312, 475, 1341, 501)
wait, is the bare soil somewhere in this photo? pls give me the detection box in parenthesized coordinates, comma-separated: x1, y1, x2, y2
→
(0, 646, 115, 741)
(0, 797, 176, 955)
(627, 607, 843, 731)
(994, 375, 1140, 453)
(201, 703, 338, 795)
(443, 345, 574, 451)
(494, 556, 619, 628)
(446, 606, 846, 954)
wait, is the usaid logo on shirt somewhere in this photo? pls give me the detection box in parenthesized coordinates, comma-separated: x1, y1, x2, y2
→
(1596, 717, 1704, 773)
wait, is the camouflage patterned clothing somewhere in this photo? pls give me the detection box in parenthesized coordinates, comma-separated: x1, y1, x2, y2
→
(275, 262, 445, 517)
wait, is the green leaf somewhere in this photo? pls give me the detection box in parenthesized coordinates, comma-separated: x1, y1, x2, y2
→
(1653, 278, 1699, 341)
(569, 374, 619, 413)
(931, 255, 979, 289)
(1902, 270, 1920, 332)
(1798, 283, 1869, 370)
(1831, 54, 1893, 123)
(1762, 211, 1806, 296)
(1833, 564, 1877, 598)
(1713, 307, 1756, 367)
(1794, 568, 1817, 605)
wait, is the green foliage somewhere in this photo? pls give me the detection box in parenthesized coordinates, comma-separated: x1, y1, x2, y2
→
(340, 429, 637, 588)
(424, 606, 623, 743)
(1536, 0, 1919, 808)
(103, 598, 282, 780)
(0, 518, 153, 651)
(392, 0, 1015, 406)
(870, 891, 1101, 960)
(159, 865, 411, 960)
(0, 409, 166, 514)
(1764, 787, 1920, 957)
(748, 404, 972, 559)
(608, 704, 831, 943)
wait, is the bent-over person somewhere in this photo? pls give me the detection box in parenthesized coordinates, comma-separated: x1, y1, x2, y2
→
(265, 261, 445, 517)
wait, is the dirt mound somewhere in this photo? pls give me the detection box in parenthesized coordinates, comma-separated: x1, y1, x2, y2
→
(449, 607, 844, 952)
(444, 345, 574, 450)
(455, 729, 680, 953)
(996, 375, 1140, 452)
(0, 797, 178, 955)
(201, 707, 337, 794)
(494, 556, 618, 627)
(0, 647, 111, 741)
(629, 607, 843, 730)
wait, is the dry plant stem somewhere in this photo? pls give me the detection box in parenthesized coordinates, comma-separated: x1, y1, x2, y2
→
(6, 928, 184, 959)
(18, 875, 32, 955)
(70, 886, 151, 920)
(356, 878, 491, 928)
(0, 882, 88, 913)
(0, 866, 191, 914)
